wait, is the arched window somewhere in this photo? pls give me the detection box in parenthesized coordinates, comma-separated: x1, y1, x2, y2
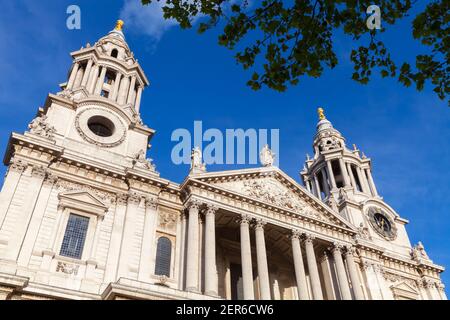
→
(111, 49, 118, 58)
(155, 237, 171, 277)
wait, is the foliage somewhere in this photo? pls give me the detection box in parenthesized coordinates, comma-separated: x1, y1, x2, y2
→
(142, 0, 449, 103)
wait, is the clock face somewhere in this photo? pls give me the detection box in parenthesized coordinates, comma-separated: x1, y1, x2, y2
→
(367, 207, 397, 240)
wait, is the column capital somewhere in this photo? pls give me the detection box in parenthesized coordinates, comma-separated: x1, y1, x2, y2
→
(9, 158, 28, 173)
(303, 233, 315, 244)
(204, 203, 219, 216)
(330, 242, 345, 253)
(319, 251, 330, 263)
(128, 191, 142, 205)
(290, 229, 302, 240)
(31, 165, 47, 178)
(344, 245, 356, 257)
(116, 192, 128, 205)
(238, 214, 253, 225)
(43, 172, 58, 186)
(254, 219, 267, 230)
(185, 199, 202, 211)
(145, 196, 158, 210)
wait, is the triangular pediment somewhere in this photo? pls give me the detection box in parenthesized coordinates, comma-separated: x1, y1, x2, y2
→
(391, 281, 418, 294)
(189, 166, 354, 229)
(390, 281, 419, 300)
(58, 190, 108, 213)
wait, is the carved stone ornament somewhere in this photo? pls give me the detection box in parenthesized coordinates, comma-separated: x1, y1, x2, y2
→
(28, 114, 56, 140)
(411, 241, 430, 261)
(356, 222, 371, 240)
(57, 89, 75, 100)
(318, 136, 341, 151)
(254, 219, 267, 230)
(190, 147, 206, 174)
(145, 196, 158, 210)
(75, 107, 126, 148)
(9, 159, 27, 173)
(56, 179, 115, 204)
(290, 229, 302, 240)
(259, 144, 275, 167)
(158, 211, 178, 231)
(56, 261, 79, 276)
(204, 204, 219, 216)
(132, 149, 156, 171)
(241, 179, 327, 221)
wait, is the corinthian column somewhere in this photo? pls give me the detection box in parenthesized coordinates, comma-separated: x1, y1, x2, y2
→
(254, 219, 271, 300)
(127, 76, 137, 104)
(185, 200, 201, 292)
(304, 234, 323, 300)
(204, 204, 218, 296)
(81, 59, 93, 87)
(67, 62, 80, 90)
(94, 66, 107, 95)
(291, 230, 309, 300)
(331, 243, 352, 300)
(326, 161, 337, 190)
(239, 214, 254, 300)
(344, 246, 365, 300)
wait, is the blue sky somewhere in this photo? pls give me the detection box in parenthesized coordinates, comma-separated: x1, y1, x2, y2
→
(0, 1, 448, 292)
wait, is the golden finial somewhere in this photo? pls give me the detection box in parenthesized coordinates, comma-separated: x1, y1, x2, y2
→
(115, 20, 124, 31)
(317, 107, 326, 120)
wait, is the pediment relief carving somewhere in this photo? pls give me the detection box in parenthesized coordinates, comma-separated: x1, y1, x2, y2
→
(210, 177, 332, 223)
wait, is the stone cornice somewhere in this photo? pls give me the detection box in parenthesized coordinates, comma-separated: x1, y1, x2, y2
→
(181, 168, 356, 232)
(183, 192, 355, 246)
(70, 47, 149, 86)
(3, 132, 63, 166)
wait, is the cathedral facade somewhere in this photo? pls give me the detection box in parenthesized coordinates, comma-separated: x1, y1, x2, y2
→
(0, 21, 446, 300)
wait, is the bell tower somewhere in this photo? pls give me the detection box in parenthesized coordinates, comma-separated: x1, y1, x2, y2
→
(300, 108, 415, 258)
(25, 20, 157, 171)
(300, 108, 380, 211)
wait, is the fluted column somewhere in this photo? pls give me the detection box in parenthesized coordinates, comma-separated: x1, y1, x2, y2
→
(291, 230, 309, 300)
(73, 67, 84, 89)
(305, 179, 311, 193)
(138, 197, 158, 282)
(94, 66, 107, 95)
(313, 175, 322, 200)
(366, 168, 378, 196)
(67, 62, 80, 90)
(0, 159, 27, 228)
(117, 76, 130, 105)
(111, 72, 122, 102)
(185, 200, 201, 292)
(5, 165, 47, 261)
(339, 158, 351, 187)
(81, 59, 93, 87)
(304, 234, 323, 300)
(344, 246, 365, 300)
(135, 86, 143, 113)
(326, 161, 337, 190)
(87, 65, 99, 94)
(127, 76, 137, 104)
(356, 167, 370, 194)
(346, 163, 357, 189)
(254, 219, 271, 300)
(320, 168, 330, 196)
(331, 243, 352, 300)
(204, 204, 218, 296)
(239, 214, 254, 300)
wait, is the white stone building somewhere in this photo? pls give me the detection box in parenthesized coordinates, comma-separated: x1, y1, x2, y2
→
(0, 21, 446, 300)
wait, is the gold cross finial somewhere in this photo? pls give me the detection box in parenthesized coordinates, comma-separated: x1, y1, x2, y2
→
(115, 20, 124, 31)
(317, 107, 325, 120)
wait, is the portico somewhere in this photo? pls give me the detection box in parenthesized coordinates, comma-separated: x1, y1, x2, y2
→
(180, 169, 365, 300)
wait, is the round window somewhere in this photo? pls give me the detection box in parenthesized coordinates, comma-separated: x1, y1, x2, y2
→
(87, 116, 115, 137)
